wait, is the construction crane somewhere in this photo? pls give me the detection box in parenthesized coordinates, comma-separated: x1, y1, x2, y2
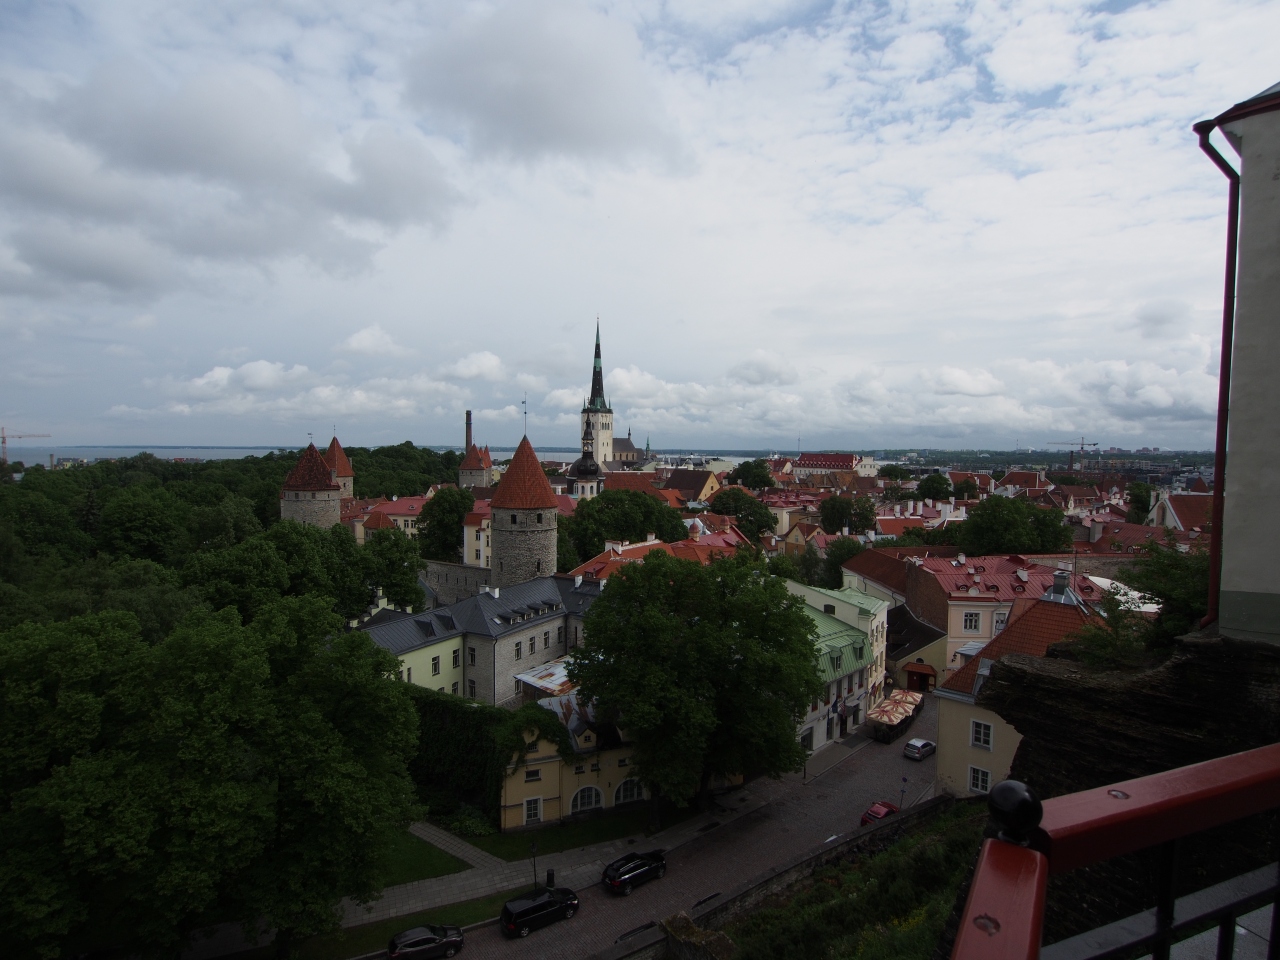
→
(1047, 437, 1099, 472)
(1, 427, 52, 466)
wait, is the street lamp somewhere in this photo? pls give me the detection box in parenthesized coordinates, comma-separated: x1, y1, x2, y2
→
(530, 841, 538, 890)
(899, 776, 909, 807)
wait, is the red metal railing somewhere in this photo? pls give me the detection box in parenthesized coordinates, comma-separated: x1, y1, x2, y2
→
(951, 743, 1280, 960)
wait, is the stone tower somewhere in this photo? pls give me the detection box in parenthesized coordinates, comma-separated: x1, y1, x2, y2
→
(280, 442, 343, 528)
(323, 437, 354, 498)
(573, 419, 600, 500)
(581, 323, 613, 465)
(490, 436, 558, 587)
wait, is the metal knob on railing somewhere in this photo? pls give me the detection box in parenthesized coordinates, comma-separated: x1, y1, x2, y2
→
(988, 780, 1042, 846)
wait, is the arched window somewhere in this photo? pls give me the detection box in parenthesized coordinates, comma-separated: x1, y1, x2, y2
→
(615, 779, 643, 805)
(571, 786, 602, 813)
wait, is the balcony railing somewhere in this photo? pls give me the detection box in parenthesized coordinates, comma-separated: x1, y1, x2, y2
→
(951, 743, 1280, 960)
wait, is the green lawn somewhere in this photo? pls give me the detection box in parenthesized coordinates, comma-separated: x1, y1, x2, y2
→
(464, 804, 698, 862)
(230, 885, 533, 960)
(380, 831, 468, 887)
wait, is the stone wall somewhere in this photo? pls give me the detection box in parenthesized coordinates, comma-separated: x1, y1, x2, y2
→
(424, 561, 489, 606)
(491, 507, 557, 588)
(279, 490, 342, 528)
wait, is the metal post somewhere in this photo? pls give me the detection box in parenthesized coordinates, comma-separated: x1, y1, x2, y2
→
(1153, 839, 1179, 960)
(900, 776, 909, 807)
(531, 841, 538, 890)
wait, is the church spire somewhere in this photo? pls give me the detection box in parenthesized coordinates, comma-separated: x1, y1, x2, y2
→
(589, 320, 606, 409)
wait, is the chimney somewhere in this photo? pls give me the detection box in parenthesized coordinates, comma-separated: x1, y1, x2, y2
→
(1052, 569, 1070, 598)
(465, 410, 473, 449)
(894, 503, 901, 517)
(574, 575, 583, 587)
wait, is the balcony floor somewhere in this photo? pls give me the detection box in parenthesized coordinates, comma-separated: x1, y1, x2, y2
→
(1139, 904, 1273, 960)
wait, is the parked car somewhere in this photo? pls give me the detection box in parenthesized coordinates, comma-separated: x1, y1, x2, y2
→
(499, 887, 580, 938)
(388, 924, 464, 959)
(860, 800, 899, 827)
(601, 850, 666, 895)
(903, 738, 936, 761)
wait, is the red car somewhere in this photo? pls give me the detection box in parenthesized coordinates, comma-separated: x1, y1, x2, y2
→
(860, 800, 899, 826)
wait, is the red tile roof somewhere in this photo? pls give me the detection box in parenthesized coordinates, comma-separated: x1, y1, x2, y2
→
(363, 510, 396, 531)
(941, 599, 1097, 696)
(568, 536, 740, 580)
(876, 517, 926, 537)
(795, 453, 858, 470)
(841, 546, 963, 594)
(916, 555, 1099, 604)
(1165, 493, 1215, 532)
(491, 437, 558, 510)
(1075, 520, 1199, 554)
(603, 472, 664, 498)
(282, 444, 340, 492)
(378, 496, 430, 516)
(459, 444, 492, 471)
(323, 437, 354, 478)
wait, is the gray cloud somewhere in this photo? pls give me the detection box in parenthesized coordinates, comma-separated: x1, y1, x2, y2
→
(406, 1, 673, 161)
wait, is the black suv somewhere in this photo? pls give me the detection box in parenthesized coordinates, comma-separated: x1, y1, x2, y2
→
(499, 887, 580, 938)
(601, 850, 666, 896)
(387, 924, 464, 959)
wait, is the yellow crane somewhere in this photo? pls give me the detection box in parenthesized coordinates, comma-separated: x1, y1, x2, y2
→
(1, 427, 52, 465)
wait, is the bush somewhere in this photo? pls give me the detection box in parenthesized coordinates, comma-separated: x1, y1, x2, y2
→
(444, 803, 498, 838)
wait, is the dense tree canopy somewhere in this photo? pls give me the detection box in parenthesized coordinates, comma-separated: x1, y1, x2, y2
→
(877, 464, 911, 482)
(0, 599, 418, 960)
(562, 490, 687, 565)
(953, 477, 979, 500)
(917, 473, 952, 501)
(708, 488, 776, 543)
(819, 495, 876, 535)
(1126, 481, 1153, 524)
(958, 497, 1072, 555)
(725, 459, 775, 490)
(418, 486, 475, 563)
(821, 537, 864, 588)
(569, 552, 821, 808)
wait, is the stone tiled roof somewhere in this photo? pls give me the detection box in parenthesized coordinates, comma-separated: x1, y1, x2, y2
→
(324, 437, 354, 478)
(491, 437, 558, 510)
(282, 443, 339, 492)
(941, 598, 1096, 698)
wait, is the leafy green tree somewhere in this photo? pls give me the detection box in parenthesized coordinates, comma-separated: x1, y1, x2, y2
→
(878, 464, 911, 482)
(767, 553, 803, 581)
(1115, 539, 1209, 645)
(917, 473, 952, 501)
(363, 528, 424, 611)
(563, 490, 687, 565)
(182, 537, 292, 622)
(708, 488, 776, 543)
(1126, 481, 1153, 524)
(878, 483, 908, 504)
(556, 524, 578, 574)
(188, 494, 262, 552)
(570, 553, 821, 809)
(850, 495, 877, 535)
(419, 487, 474, 562)
(798, 542, 823, 585)
(821, 537, 864, 588)
(1066, 586, 1149, 668)
(98, 486, 188, 564)
(953, 478, 979, 500)
(726, 459, 775, 490)
(819, 496, 856, 535)
(1027, 504, 1073, 552)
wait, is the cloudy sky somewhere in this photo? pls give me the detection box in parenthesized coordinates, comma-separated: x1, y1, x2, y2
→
(1, 0, 1275, 452)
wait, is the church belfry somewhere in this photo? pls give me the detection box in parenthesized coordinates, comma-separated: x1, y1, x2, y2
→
(582, 323, 614, 465)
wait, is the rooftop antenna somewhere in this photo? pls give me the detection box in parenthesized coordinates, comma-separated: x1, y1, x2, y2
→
(522, 394, 528, 436)
(307, 431, 313, 446)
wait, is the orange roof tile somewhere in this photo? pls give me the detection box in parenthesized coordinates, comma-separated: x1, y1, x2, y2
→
(323, 437, 353, 478)
(1166, 493, 1215, 531)
(603, 472, 664, 497)
(459, 444, 487, 471)
(363, 511, 395, 530)
(282, 444, 339, 492)
(941, 599, 1096, 696)
(491, 437, 558, 510)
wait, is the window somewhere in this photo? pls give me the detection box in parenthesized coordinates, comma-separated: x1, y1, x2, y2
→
(398, 669, 404, 682)
(406, 667, 412, 683)
(468, 679, 476, 698)
(515, 641, 522, 659)
(475, 530, 481, 541)
(469, 647, 476, 666)
(544, 631, 550, 649)
(536, 559, 541, 573)
(571, 787, 602, 813)
(971, 720, 993, 749)
(536, 513, 543, 524)
(557, 626, 564, 644)
(963, 611, 981, 632)
(514, 679, 521, 694)
(511, 514, 518, 526)
(452, 649, 460, 668)
(524, 768, 541, 782)
(618, 757, 630, 767)
(615, 779, 643, 805)
(574, 764, 585, 775)
(590, 762, 600, 772)
(582, 733, 593, 744)
(994, 611, 1008, 634)
(525, 797, 541, 824)
(475, 549, 481, 561)
(969, 766, 991, 794)
(431, 656, 440, 676)
(451, 682, 458, 695)
(824, 603, 835, 614)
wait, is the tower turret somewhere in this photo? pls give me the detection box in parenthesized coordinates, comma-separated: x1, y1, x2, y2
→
(490, 437, 558, 587)
(580, 322, 614, 464)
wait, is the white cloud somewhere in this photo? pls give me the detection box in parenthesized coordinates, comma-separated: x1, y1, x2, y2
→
(441, 351, 505, 381)
(339, 324, 404, 355)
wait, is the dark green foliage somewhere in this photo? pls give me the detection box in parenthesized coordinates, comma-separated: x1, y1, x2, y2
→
(958, 496, 1071, 555)
(1126, 481, 1153, 524)
(0, 600, 419, 960)
(1114, 538, 1209, 645)
(767, 553, 803, 581)
(556, 523, 578, 573)
(419, 486, 474, 562)
(569, 552, 821, 807)
(728, 803, 986, 960)
(402, 686, 571, 823)
(878, 464, 911, 481)
(953, 477, 979, 500)
(708, 488, 776, 543)
(822, 537, 864, 588)
(562, 489, 687, 565)
(819, 495, 877, 535)
(362, 528, 424, 611)
(345, 442, 461, 499)
(917, 473, 952, 501)
(879, 482, 908, 503)
(726, 459, 775, 490)
(1065, 587, 1150, 668)
(798, 543, 823, 585)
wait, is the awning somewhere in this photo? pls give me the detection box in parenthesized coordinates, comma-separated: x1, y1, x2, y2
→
(904, 663, 937, 677)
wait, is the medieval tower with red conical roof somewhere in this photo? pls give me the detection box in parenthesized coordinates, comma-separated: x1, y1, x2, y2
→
(280, 437, 354, 528)
(489, 436, 558, 587)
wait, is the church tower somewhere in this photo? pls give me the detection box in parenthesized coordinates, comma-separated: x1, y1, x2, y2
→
(490, 437, 558, 587)
(581, 324, 613, 465)
(573, 419, 601, 500)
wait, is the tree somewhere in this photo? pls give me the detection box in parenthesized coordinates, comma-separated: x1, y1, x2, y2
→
(1126, 481, 1153, 524)
(821, 537, 864, 589)
(569, 553, 821, 809)
(953, 478, 979, 500)
(419, 487, 474, 562)
(878, 483, 908, 504)
(562, 490, 687, 565)
(708, 488, 776, 543)
(878, 464, 911, 482)
(958, 497, 1070, 555)
(767, 554, 803, 581)
(819, 496, 855, 535)
(1115, 538, 1209, 645)
(798, 543, 823, 585)
(725, 459, 774, 490)
(363, 528, 424, 611)
(917, 473, 952, 501)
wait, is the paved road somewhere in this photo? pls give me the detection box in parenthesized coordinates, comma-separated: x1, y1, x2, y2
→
(453, 699, 938, 959)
